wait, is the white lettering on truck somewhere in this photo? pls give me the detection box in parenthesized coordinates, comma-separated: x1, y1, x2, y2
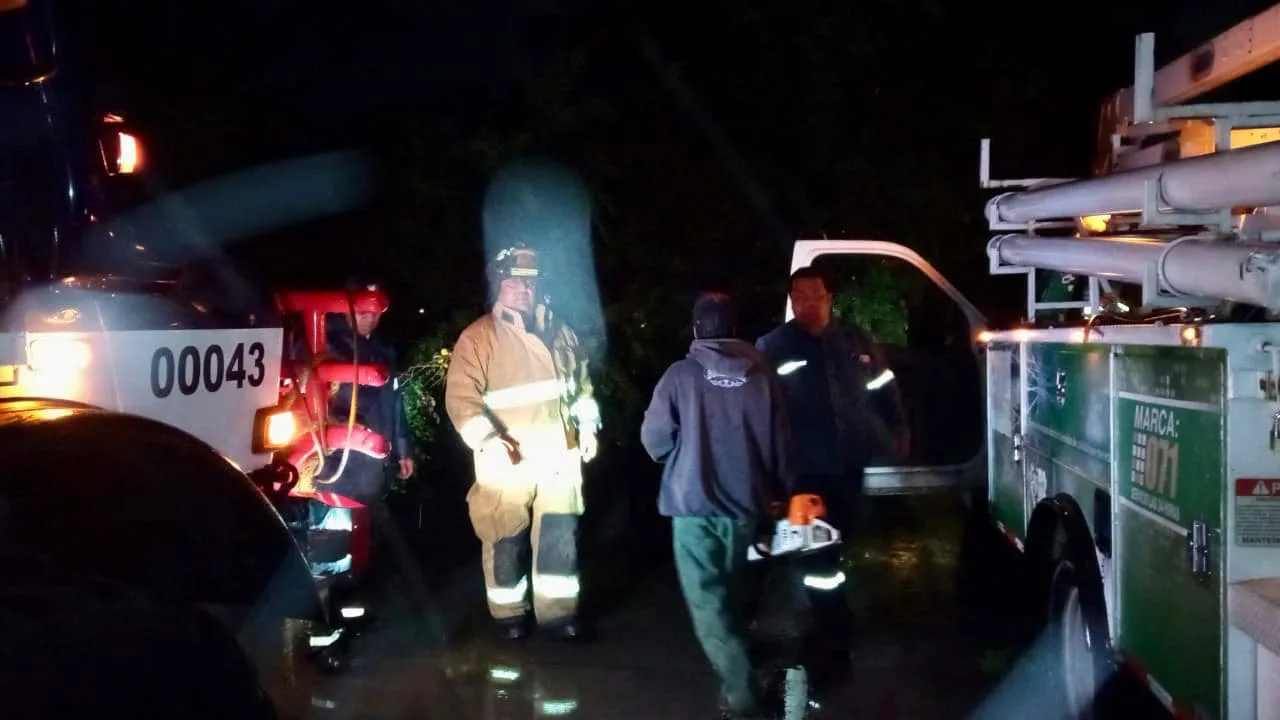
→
(1129, 403, 1182, 524)
(1134, 404, 1179, 439)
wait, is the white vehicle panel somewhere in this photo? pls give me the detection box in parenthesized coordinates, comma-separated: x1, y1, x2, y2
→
(2, 328, 283, 471)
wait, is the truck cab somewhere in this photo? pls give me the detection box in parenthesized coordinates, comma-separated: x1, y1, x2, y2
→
(784, 239, 989, 496)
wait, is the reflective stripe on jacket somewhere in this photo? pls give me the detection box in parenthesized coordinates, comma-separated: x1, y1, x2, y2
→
(445, 303, 596, 456)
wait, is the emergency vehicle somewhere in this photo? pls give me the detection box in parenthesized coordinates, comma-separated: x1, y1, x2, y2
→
(788, 4, 1280, 717)
(0, 0, 372, 677)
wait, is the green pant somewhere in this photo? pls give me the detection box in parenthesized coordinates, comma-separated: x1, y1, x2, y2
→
(672, 516, 761, 715)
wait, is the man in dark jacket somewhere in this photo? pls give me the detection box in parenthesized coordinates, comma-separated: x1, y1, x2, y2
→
(321, 306, 416, 498)
(641, 292, 794, 720)
(755, 265, 908, 691)
(290, 281, 416, 577)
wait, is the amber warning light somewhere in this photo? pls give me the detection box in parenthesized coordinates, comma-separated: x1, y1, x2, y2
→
(116, 132, 142, 174)
(1181, 325, 1202, 347)
(99, 114, 144, 176)
(253, 406, 298, 453)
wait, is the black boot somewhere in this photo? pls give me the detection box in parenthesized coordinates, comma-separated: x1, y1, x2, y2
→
(496, 615, 530, 641)
(805, 639, 851, 699)
(543, 616, 593, 642)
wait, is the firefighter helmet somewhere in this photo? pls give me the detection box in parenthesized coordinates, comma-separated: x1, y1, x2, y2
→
(487, 245, 541, 284)
(341, 274, 390, 314)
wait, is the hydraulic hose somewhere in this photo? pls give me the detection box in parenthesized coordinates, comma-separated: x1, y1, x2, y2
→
(313, 289, 360, 487)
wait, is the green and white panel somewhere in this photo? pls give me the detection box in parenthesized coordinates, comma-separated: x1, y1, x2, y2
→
(1114, 344, 1226, 720)
(1023, 343, 1112, 525)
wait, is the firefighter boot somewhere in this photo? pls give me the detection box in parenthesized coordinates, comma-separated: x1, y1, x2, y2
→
(466, 480, 536, 640)
(530, 456, 588, 641)
(496, 614, 530, 641)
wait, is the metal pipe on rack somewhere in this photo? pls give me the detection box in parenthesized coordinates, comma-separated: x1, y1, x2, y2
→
(985, 141, 1280, 224)
(988, 234, 1280, 308)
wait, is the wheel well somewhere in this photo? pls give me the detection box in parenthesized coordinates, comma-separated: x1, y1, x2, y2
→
(1027, 494, 1111, 651)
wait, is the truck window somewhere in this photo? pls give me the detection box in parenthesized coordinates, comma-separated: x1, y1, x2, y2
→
(809, 253, 984, 467)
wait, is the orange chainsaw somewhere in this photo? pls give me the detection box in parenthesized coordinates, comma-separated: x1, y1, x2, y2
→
(747, 494, 842, 561)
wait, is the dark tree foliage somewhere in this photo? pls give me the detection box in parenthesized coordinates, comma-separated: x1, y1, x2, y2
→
(61, 0, 1232, 455)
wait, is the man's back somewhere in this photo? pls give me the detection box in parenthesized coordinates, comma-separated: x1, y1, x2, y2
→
(640, 338, 791, 520)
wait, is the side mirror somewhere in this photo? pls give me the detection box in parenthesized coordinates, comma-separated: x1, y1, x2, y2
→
(98, 114, 144, 176)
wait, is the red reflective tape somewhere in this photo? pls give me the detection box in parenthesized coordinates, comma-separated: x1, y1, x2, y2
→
(1122, 654, 1149, 680)
(995, 521, 1025, 551)
(1121, 654, 1192, 718)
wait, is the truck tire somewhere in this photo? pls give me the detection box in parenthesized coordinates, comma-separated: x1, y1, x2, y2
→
(1047, 559, 1105, 719)
(1027, 496, 1113, 720)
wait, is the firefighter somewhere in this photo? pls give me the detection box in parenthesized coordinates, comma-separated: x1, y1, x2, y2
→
(444, 246, 599, 642)
(754, 265, 909, 694)
(321, 278, 417, 494)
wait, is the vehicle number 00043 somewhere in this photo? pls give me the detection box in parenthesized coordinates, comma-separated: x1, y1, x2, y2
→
(150, 342, 266, 398)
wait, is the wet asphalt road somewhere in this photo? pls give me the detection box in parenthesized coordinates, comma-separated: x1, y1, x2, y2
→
(245, 465, 1042, 720)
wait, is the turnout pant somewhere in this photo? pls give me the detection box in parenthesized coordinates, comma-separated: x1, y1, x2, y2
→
(672, 516, 763, 716)
(466, 446, 584, 626)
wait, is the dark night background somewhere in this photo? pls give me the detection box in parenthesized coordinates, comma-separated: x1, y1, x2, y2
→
(6, 2, 1280, 717)
(51, 0, 1280, 453)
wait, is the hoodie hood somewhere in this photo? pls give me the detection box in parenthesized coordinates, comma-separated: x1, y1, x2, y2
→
(688, 338, 761, 380)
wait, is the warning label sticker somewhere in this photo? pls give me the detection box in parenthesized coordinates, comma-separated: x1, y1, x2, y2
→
(1235, 478, 1280, 546)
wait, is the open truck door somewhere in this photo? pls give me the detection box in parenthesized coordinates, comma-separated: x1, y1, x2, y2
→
(786, 239, 987, 495)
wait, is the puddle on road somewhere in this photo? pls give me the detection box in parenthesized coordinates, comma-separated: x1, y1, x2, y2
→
(845, 495, 966, 625)
(235, 492, 1021, 719)
(829, 494, 1020, 717)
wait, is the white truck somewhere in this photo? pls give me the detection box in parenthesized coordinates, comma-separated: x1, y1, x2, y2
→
(785, 4, 1280, 718)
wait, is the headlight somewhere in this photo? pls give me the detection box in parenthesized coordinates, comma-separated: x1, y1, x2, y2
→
(27, 337, 92, 372)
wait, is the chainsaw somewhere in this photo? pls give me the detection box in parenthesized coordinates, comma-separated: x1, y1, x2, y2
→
(747, 493, 842, 562)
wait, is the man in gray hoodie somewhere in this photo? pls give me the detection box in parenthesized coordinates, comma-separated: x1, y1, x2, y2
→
(641, 292, 794, 720)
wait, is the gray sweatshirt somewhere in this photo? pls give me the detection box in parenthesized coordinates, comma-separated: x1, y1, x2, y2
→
(640, 338, 795, 519)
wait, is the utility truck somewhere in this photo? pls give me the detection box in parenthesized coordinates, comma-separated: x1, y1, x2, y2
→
(786, 4, 1280, 717)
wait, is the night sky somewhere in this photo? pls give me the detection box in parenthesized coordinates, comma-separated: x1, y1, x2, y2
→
(54, 0, 1280, 347)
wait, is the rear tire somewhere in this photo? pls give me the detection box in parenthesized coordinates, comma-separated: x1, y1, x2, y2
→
(1048, 560, 1105, 719)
